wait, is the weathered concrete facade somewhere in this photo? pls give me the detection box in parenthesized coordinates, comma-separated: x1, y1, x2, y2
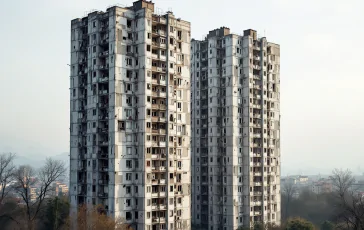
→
(70, 1, 191, 229)
(191, 28, 281, 230)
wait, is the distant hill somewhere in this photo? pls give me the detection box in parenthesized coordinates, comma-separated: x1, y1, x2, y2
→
(14, 152, 69, 168)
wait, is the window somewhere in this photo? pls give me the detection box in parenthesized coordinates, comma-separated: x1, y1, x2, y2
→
(147, 45, 151, 52)
(126, 160, 132, 168)
(126, 186, 131, 194)
(127, 20, 132, 28)
(126, 212, 132, 220)
(93, 21, 96, 27)
(135, 186, 138, 194)
(126, 199, 131, 206)
(126, 173, 132, 181)
(126, 58, 132, 66)
(118, 121, 125, 130)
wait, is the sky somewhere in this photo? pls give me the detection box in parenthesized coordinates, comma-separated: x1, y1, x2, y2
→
(0, 0, 363, 175)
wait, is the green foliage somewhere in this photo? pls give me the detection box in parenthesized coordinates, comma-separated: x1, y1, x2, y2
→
(286, 217, 315, 230)
(282, 189, 337, 226)
(38, 196, 70, 230)
(320, 221, 334, 230)
(0, 198, 21, 229)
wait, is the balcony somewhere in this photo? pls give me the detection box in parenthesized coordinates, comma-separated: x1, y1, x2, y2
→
(159, 129, 166, 134)
(152, 91, 167, 98)
(252, 153, 262, 157)
(151, 154, 166, 159)
(78, 57, 87, 64)
(99, 141, 108, 146)
(99, 90, 108, 95)
(253, 114, 261, 119)
(78, 165, 86, 171)
(100, 38, 109, 45)
(253, 172, 262, 176)
(98, 102, 109, 109)
(78, 105, 85, 111)
(253, 133, 261, 138)
(152, 53, 159, 60)
(99, 25, 108, 32)
(253, 85, 261, 90)
(98, 153, 108, 159)
(152, 29, 166, 37)
(78, 117, 87, 123)
(99, 50, 109, 57)
(253, 191, 262, 196)
(151, 66, 166, 73)
(152, 166, 166, 172)
(98, 76, 109, 83)
(98, 193, 108, 198)
(98, 127, 108, 133)
(152, 16, 167, 25)
(253, 211, 262, 216)
(252, 123, 261, 128)
(99, 167, 109, 172)
(254, 182, 262, 186)
(78, 190, 86, 196)
(152, 41, 167, 49)
(98, 179, 108, 184)
(151, 116, 159, 122)
(152, 192, 159, 198)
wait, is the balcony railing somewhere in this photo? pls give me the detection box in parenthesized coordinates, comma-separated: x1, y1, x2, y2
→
(151, 66, 166, 73)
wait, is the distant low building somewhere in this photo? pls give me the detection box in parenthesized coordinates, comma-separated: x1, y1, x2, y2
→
(282, 175, 309, 185)
(54, 182, 69, 197)
(311, 180, 332, 194)
(298, 176, 309, 183)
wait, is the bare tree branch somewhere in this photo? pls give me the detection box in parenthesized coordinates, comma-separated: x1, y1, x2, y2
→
(0, 152, 16, 203)
(13, 158, 66, 230)
(330, 168, 364, 230)
(282, 178, 297, 219)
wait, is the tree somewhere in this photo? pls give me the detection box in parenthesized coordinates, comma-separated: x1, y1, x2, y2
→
(0, 153, 16, 203)
(67, 204, 132, 230)
(285, 217, 315, 230)
(13, 158, 66, 230)
(321, 220, 335, 230)
(237, 222, 281, 230)
(282, 178, 297, 220)
(330, 168, 364, 230)
(38, 196, 70, 230)
(0, 153, 17, 227)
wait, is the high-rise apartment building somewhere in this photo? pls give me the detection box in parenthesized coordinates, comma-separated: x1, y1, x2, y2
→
(191, 27, 281, 230)
(69, 1, 191, 229)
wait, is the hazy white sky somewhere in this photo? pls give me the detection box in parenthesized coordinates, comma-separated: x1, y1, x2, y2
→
(0, 0, 363, 175)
